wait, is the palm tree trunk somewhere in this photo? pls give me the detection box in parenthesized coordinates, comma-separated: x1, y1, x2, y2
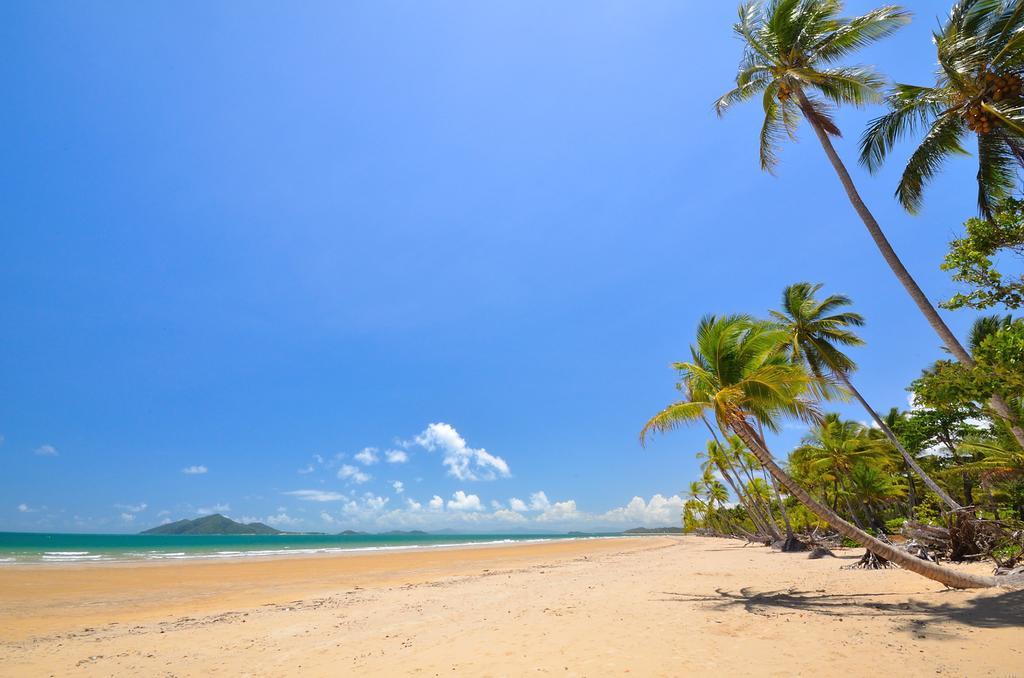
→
(729, 417, 1000, 589)
(715, 458, 781, 540)
(904, 462, 917, 518)
(837, 372, 961, 510)
(764, 468, 794, 539)
(795, 89, 1024, 452)
(701, 416, 781, 540)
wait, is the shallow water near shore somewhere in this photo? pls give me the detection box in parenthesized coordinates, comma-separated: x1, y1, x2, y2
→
(0, 531, 619, 564)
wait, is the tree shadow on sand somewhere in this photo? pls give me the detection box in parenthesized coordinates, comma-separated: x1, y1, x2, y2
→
(658, 587, 1024, 632)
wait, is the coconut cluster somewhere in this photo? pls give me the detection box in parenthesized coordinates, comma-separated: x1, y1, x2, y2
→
(964, 71, 1023, 134)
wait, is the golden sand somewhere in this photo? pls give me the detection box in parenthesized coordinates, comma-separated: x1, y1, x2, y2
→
(1, 536, 1020, 676)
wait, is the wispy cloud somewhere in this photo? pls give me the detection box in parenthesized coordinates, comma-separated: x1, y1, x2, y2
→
(392, 480, 405, 494)
(285, 489, 346, 502)
(34, 444, 58, 457)
(414, 423, 510, 481)
(338, 464, 371, 484)
(196, 503, 230, 515)
(354, 447, 379, 465)
(115, 502, 147, 513)
(182, 465, 208, 475)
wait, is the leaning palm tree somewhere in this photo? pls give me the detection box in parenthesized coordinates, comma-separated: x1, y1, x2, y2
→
(860, 0, 1024, 217)
(700, 439, 782, 540)
(771, 282, 962, 510)
(640, 314, 1004, 588)
(714, 0, 1024, 449)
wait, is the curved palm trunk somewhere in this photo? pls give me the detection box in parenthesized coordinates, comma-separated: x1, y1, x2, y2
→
(715, 458, 781, 540)
(764, 468, 794, 539)
(837, 372, 962, 510)
(729, 417, 1000, 589)
(701, 416, 781, 540)
(795, 90, 1024, 452)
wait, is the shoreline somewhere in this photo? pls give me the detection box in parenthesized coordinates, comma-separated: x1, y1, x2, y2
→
(2, 535, 1020, 676)
(0, 533, 634, 569)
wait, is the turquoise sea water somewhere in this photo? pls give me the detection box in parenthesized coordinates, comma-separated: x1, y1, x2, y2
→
(0, 532, 617, 564)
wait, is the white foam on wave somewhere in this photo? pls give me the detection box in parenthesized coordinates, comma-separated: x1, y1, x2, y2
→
(7, 534, 623, 564)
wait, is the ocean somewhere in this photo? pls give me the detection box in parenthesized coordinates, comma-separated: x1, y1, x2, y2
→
(0, 531, 618, 564)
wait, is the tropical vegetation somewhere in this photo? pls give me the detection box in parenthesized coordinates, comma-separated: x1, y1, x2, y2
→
(645, 0, 1024, 589)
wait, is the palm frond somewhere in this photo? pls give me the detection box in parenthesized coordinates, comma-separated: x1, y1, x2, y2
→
(896, 113, 969, 213)
(859, 85, 946, 173)
(812, 5, 912, 63)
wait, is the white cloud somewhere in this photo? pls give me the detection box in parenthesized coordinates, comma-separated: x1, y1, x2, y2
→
(320, 511, 335, 524)
(492, 508, 529, 523)
(529, 491, 551, 511)
(536, 499, 581, 523)
(285, 489, 346, 502)
(354, 447, 379, 465)
(297, 464, 315, 474)
(266, 512, 300, 527)
(447, 490, 483, 511)
(392, 480, 405, 494)
(157, 510, 170, 517)
(366, 495, 389, 511)
(599, 494, 684, 527)
(385, 449, 409, 464)
(196, 503, 230, 515)
(17, 503, 31, 513)
(338, 464, 371, 484)
(34, 444, 58, 457)
(115, 502, 147, 513)
(182, 465, 207, 475)
(120, 512, 135, 522)
(406, 498, 422, 511)
(509, 497, 528, 512)
(414, 423, 510, 481)
(428, 495, 444, 510)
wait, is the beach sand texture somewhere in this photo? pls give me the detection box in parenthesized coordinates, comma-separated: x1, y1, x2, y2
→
(1, 535, 1020, 676)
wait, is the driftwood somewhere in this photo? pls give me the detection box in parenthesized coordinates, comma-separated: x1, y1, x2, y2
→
(901, 539, 940, 563)
(902, 510, 1024, 566)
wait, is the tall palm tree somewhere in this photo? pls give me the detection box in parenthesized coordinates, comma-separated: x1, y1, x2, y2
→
(700, 439, 782, 540)
(771, 282, 963, 509)
(714, 0, 1024, 450)
(793, 414, 893, 527)
(639, 314, 1000, 588)
(859, 0, 1024, 217)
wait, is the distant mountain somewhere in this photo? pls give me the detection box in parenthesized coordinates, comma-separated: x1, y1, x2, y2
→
(338, 530, 367, 536)
(141, 514, 282, 536)
(623, 527, 684, 534)
(381, 530, 428, 536)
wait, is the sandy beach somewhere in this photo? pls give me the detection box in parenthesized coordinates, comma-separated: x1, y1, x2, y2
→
(1, 535, 1021, 676)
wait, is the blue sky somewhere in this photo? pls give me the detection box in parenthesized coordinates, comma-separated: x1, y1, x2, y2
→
(1, 1, 992, 533)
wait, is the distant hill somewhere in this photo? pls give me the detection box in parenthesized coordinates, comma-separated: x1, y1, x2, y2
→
(623, 527, 684, 534)
(141, 514, 282, 536)
(382, 530, 428, 536)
